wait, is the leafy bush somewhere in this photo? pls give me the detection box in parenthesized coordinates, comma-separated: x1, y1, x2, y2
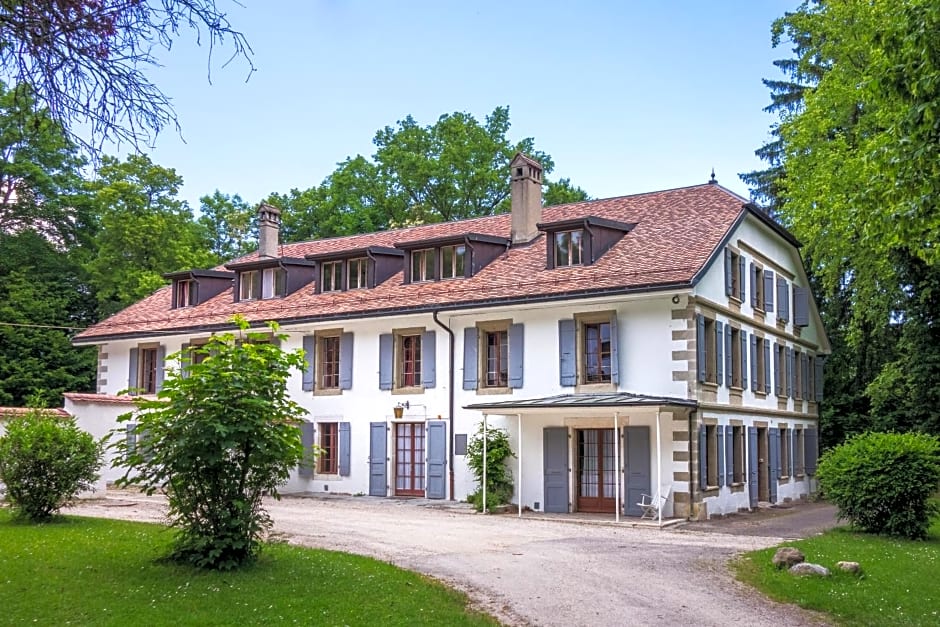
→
(817, 431, 940, 539)
(0, 409, 102, 521)
(114, 317, 308, 570)
(465, 423, 515, 512)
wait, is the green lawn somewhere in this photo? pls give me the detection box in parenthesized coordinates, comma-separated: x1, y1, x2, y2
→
(735, 516, 940, 626)
(0, 510, 496, 626)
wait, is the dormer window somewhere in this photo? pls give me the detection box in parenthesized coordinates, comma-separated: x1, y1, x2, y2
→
(239, 270, 261, 301)
(273, 268, 287, 297)
(411, 248, 436, 283)
(322, 261, 343, 292)
(441, 244, 466, 279)
(175, 280, 196, 308)
(347, 258, 368, 290)
(554, 230, 583, 267)
(226, 257, 315, 302)
(165, 269, 235, 309)
(305, 247, 403, 293)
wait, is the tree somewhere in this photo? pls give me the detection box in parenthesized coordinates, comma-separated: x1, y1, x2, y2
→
(85, 153, 216, 316)
(544, 177, 590, 207)
(465, 424, 515, 512)
(0, 1, 253, 153)
(197, 190, 255, 262)
(114, 317, 308, 570)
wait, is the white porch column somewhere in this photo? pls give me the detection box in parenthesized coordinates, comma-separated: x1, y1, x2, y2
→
(483, 413, 488, 513)
(614, 411, 621, 523)
(656, 409, 663, 527)
(517, 413, 523, 518)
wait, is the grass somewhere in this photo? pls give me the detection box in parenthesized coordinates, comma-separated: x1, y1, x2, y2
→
(735, 515, 940, 626)
(0, 509, 496, 626)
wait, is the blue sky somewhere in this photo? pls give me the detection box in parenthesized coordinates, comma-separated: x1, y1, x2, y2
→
(140, 1, 799, 210)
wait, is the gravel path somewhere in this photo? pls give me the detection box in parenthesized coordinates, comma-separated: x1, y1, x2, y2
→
(67, 494, 832, 626)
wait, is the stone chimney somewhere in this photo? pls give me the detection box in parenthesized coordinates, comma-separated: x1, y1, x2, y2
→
(257, 203, 281, 258)
(510, 153, 543, 245)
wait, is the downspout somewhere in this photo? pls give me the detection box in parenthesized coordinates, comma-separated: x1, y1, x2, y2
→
(432, 310, 456, 501)
(688, 409, 696, 520)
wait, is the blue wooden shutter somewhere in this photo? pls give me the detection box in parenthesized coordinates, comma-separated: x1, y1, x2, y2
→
(769, 427, 779, 503)
(509, 323, 524, 389)
(302, 335, 315, 391)
(724, 249, 733, 296)
(777, 277, 789, 322)
(801, 353, 809, 400)
(126, 423, 137, 454)
(805, 427, 819, 475)
(724, 326, 733, 387)
(749, 334, 757, 392)
(695, 314, 706, 383)
(790, 428, 796, 477)
(715, 322, 723, 385)
(749, 263, 758, 307)
(624, 427, 651, 516)
(698, 423, 707, 490)
(763, 341, 771, 393)
(179, 343, 190, 378)
(299, 421, 315, 478)
(426, 421, 447, 499)
(786, 347, 794, 398)
(369, 422, 387, 496)
(772, 342, 781, 396)
(339, 422, 351, 476)
(462, 327, 478, 390)
(339, 332, 354, 390)
(378, 333, 393, 390)
(747, 426, 758, 507)
(155, 345, 166, 391)
(814, 357, 825, 402)
(422, 330, 436, 388)
(738, 255, 746, 301)
(764, 271, 775, 312)
(725, 425, 734, 483)
(609, 315, 620, 385)
(717, 425, 726, 487)
(741, 331, 748, 389)
(793, 286, 810, 327)
(558, 319, 577, 386)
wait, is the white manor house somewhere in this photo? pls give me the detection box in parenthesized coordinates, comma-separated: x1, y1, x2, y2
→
(65, 154, 829, 521)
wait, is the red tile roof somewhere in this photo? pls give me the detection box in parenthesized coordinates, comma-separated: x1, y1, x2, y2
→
(63, 393, 137, 405)
(0, 407, 71, 417)
(74, 184, 748, 343)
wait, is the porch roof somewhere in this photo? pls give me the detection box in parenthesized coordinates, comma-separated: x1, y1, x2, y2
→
(464, 392, 697, 412)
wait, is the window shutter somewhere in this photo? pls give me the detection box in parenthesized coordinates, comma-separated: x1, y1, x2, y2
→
(233, 273, 241, 302)
(695, 314, 706, 383)
(422, 330, 436, 388)
(302, 335, 315, 391)
(339, 332, 354, 390)
(749, 263, 758, 308)
(698, 423, 707, 490)
(764, 271, 775, 312)
(724, 249, 733, 296)
(179, 343, 191, 379)
(786, 347, 794, 398)
(126, 346, 138, 394)
(769, 427, 780, 483)
(126, 423, 137, 454)
(339, 422, 351, 476)
(462, 327, 479, 390)
(252, 270, 262, 299)
(558, 319, 577, 386)
(725, 425, 734, 483)
(814, 357, 825, 402)
(805, 427, 819, 475)
(609, 315, 620, 385)
(298, 421, 314, 478)
(738, 255, 746, 301)
(749, 334, 757, 392)
(509, 323, 524, 389)
(724, 326, 732, 387)
(155, 345, 166, 391)
(715, 321, 723, 385)
(777, 277, 789, 322)
(790, 428, 797, 477)
(378, 334, 393, 390)
(801, 353, 809, 400)
(793, 286, 810, 327)
(190, 282, 199, 306)
(717, 425, 726, 487)
(763, 341, 771, 393)
(741, 330, 748, 389)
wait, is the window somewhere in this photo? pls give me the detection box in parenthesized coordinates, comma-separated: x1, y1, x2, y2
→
(175, 280, 196, 308)
(731, 425, 745, 484)
(321, 261, 342, 292)
(582, 320, 612, 383)
(318, 422, 338, 474)
(483, 328, 508, 388)
(554, 230, 583, 267)
(318, 334, 341, 390)
(398, 333, 422, 388)
(239, 270, 260, 301)
(703, 317, 717, 384)
(411, 249, 435, 282)
(441, 244, 466, 279)
(755, 336, 768, 393)
(775, 343, 787, 396)
(780, 426, 791, 478)
(705, 424, 718, 488)
(139, 346, 158, 394)
(273, 268, 287, 297)
(347, 257, 368, 290)
(751, 264, 766, 310)
(465, 322, 521, 392)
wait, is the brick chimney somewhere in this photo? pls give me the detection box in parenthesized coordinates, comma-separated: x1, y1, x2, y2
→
(510, 153, 543, 245)
(257, 203, 281, 258)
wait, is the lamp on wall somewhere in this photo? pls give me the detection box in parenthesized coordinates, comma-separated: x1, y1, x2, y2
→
(393, 401, 409, 419)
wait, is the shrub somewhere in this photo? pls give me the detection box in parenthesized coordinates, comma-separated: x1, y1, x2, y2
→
(0, 409, 102, 521)
(816, 431, 940, 539)
(465, 423, 514, 512)
(114, 316, 308, 570)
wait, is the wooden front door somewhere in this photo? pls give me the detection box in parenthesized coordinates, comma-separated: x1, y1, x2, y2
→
(577, 429, 617, 513)
(395, 422, 425, 496)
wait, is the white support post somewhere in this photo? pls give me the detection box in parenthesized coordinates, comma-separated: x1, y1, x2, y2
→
(656, 410, 663, 527)
(483, 413, 488, 514)
(517, 413, 523, 518)
(614, 411, 621, 523)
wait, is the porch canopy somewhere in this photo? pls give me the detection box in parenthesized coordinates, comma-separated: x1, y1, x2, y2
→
(464, 393, 697, 524)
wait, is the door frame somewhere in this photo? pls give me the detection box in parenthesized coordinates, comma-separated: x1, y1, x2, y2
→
(393, 421, 426, 497)
(576, 428, 617, 513)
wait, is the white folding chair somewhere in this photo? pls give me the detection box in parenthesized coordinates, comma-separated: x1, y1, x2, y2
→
(637, 485, 672, 520)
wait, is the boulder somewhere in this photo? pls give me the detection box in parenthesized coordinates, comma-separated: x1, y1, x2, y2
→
(836, 561, 862, 574)
(772, 547, 805, 569)
(789, 562, 830, 577)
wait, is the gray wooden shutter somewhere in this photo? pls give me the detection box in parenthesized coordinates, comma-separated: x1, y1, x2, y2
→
(462, 327, 478, 390)
(128, 347, 139, 394)
(543, 427, 570, 513)
(793, 286, 810, 327)
(738, 255, 746, 301)
(801, 353, 809, 399)
(715, 321, 723, 385)
(749, 334, 757, 392)
(749, 262, 758, 308)
(717, 425, 726, 487)
(126, 423, 137, 454)
(252, 270, 262, 299)
(302, 335, 315, 391)
(777, 277, 789, 322)
(339, 422, 351, 476)
(805, 427, 819, 475)
(421, 330, 436, 388)
(558, 319, 577, 386)
(748, 426, 758, 507)
(299, 421, 315, 478)
(786, 347, 794, 398)
(725, 425, 734, 483)
(764, 270, 775, 312)
(698, 423, 707, 490)
(695, 314, 706, 383)
(369, 422, 388, 496)
(769, 427, 779, 503)
(509, 323, 524, 389)
(609, 315, 620, 385)
(180, 342, 191, 379)
(378, 333, 393, 390)
(763, 341, 771, 393)
(339, 332, 354, 390)
(773, 342, 781, 396)
(155, 344, 166, 391)
(624, 426, 650, 516)
(426, 420, 447, 499)
(741, 330, 748, 389)
(790, 428, 797, 477)
(814, 357, 825, 402)
(724, 249, 733, 296)
(724, 326, 733, 387)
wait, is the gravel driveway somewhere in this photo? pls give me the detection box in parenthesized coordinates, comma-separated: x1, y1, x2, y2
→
(67, 493, 832, 626)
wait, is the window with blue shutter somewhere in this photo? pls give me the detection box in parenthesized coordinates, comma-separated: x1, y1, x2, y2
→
(724, 249, 733, 297)
(793, 286, 810, 327)
(339, 332, 354, 390)
(750, 263, 758, 308)
(339, 422, 351, 476)
(738, 254, 746, 301)
(695, 314, 706, 383)
(715, 321, 724, 385)
(299, 421, 315, 478)
(302, 336, 315, 391)
(725, 326, 733, 388)
(558, 319, 577, 386)
(462, 327, 478, 390)
(805, 427, 819, 475)
(698, 423, 707, 490)
(814, 357, 825, 402)
(741, 330, 748, 389)
(378, 333, 393, 390)
(750, 334, 758, 392)
(421, 330, 436, 388)
(508, 323, 524, 388)
(764, 270, 775, 312)
(717, 425, 726, 487)
(786, 347, 794, 398)
(763, 340, 771, 393)
(776, 276, 790, 322)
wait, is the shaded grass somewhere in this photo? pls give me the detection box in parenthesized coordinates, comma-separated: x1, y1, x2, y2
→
(0, 510, 496, 626)
(734, 515, 940, 626)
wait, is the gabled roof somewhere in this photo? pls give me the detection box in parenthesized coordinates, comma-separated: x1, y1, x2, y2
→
(73, 183, 753, 344)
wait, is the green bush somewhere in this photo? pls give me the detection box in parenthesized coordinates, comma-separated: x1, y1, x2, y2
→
(817, 431, 940, 539)
(465, 424, 515, 512)
(0, 409, 102, 521)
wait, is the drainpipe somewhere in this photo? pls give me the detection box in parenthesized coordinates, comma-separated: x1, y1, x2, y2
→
(432, 310, 456, 501)
(688, 409, 696, 520)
